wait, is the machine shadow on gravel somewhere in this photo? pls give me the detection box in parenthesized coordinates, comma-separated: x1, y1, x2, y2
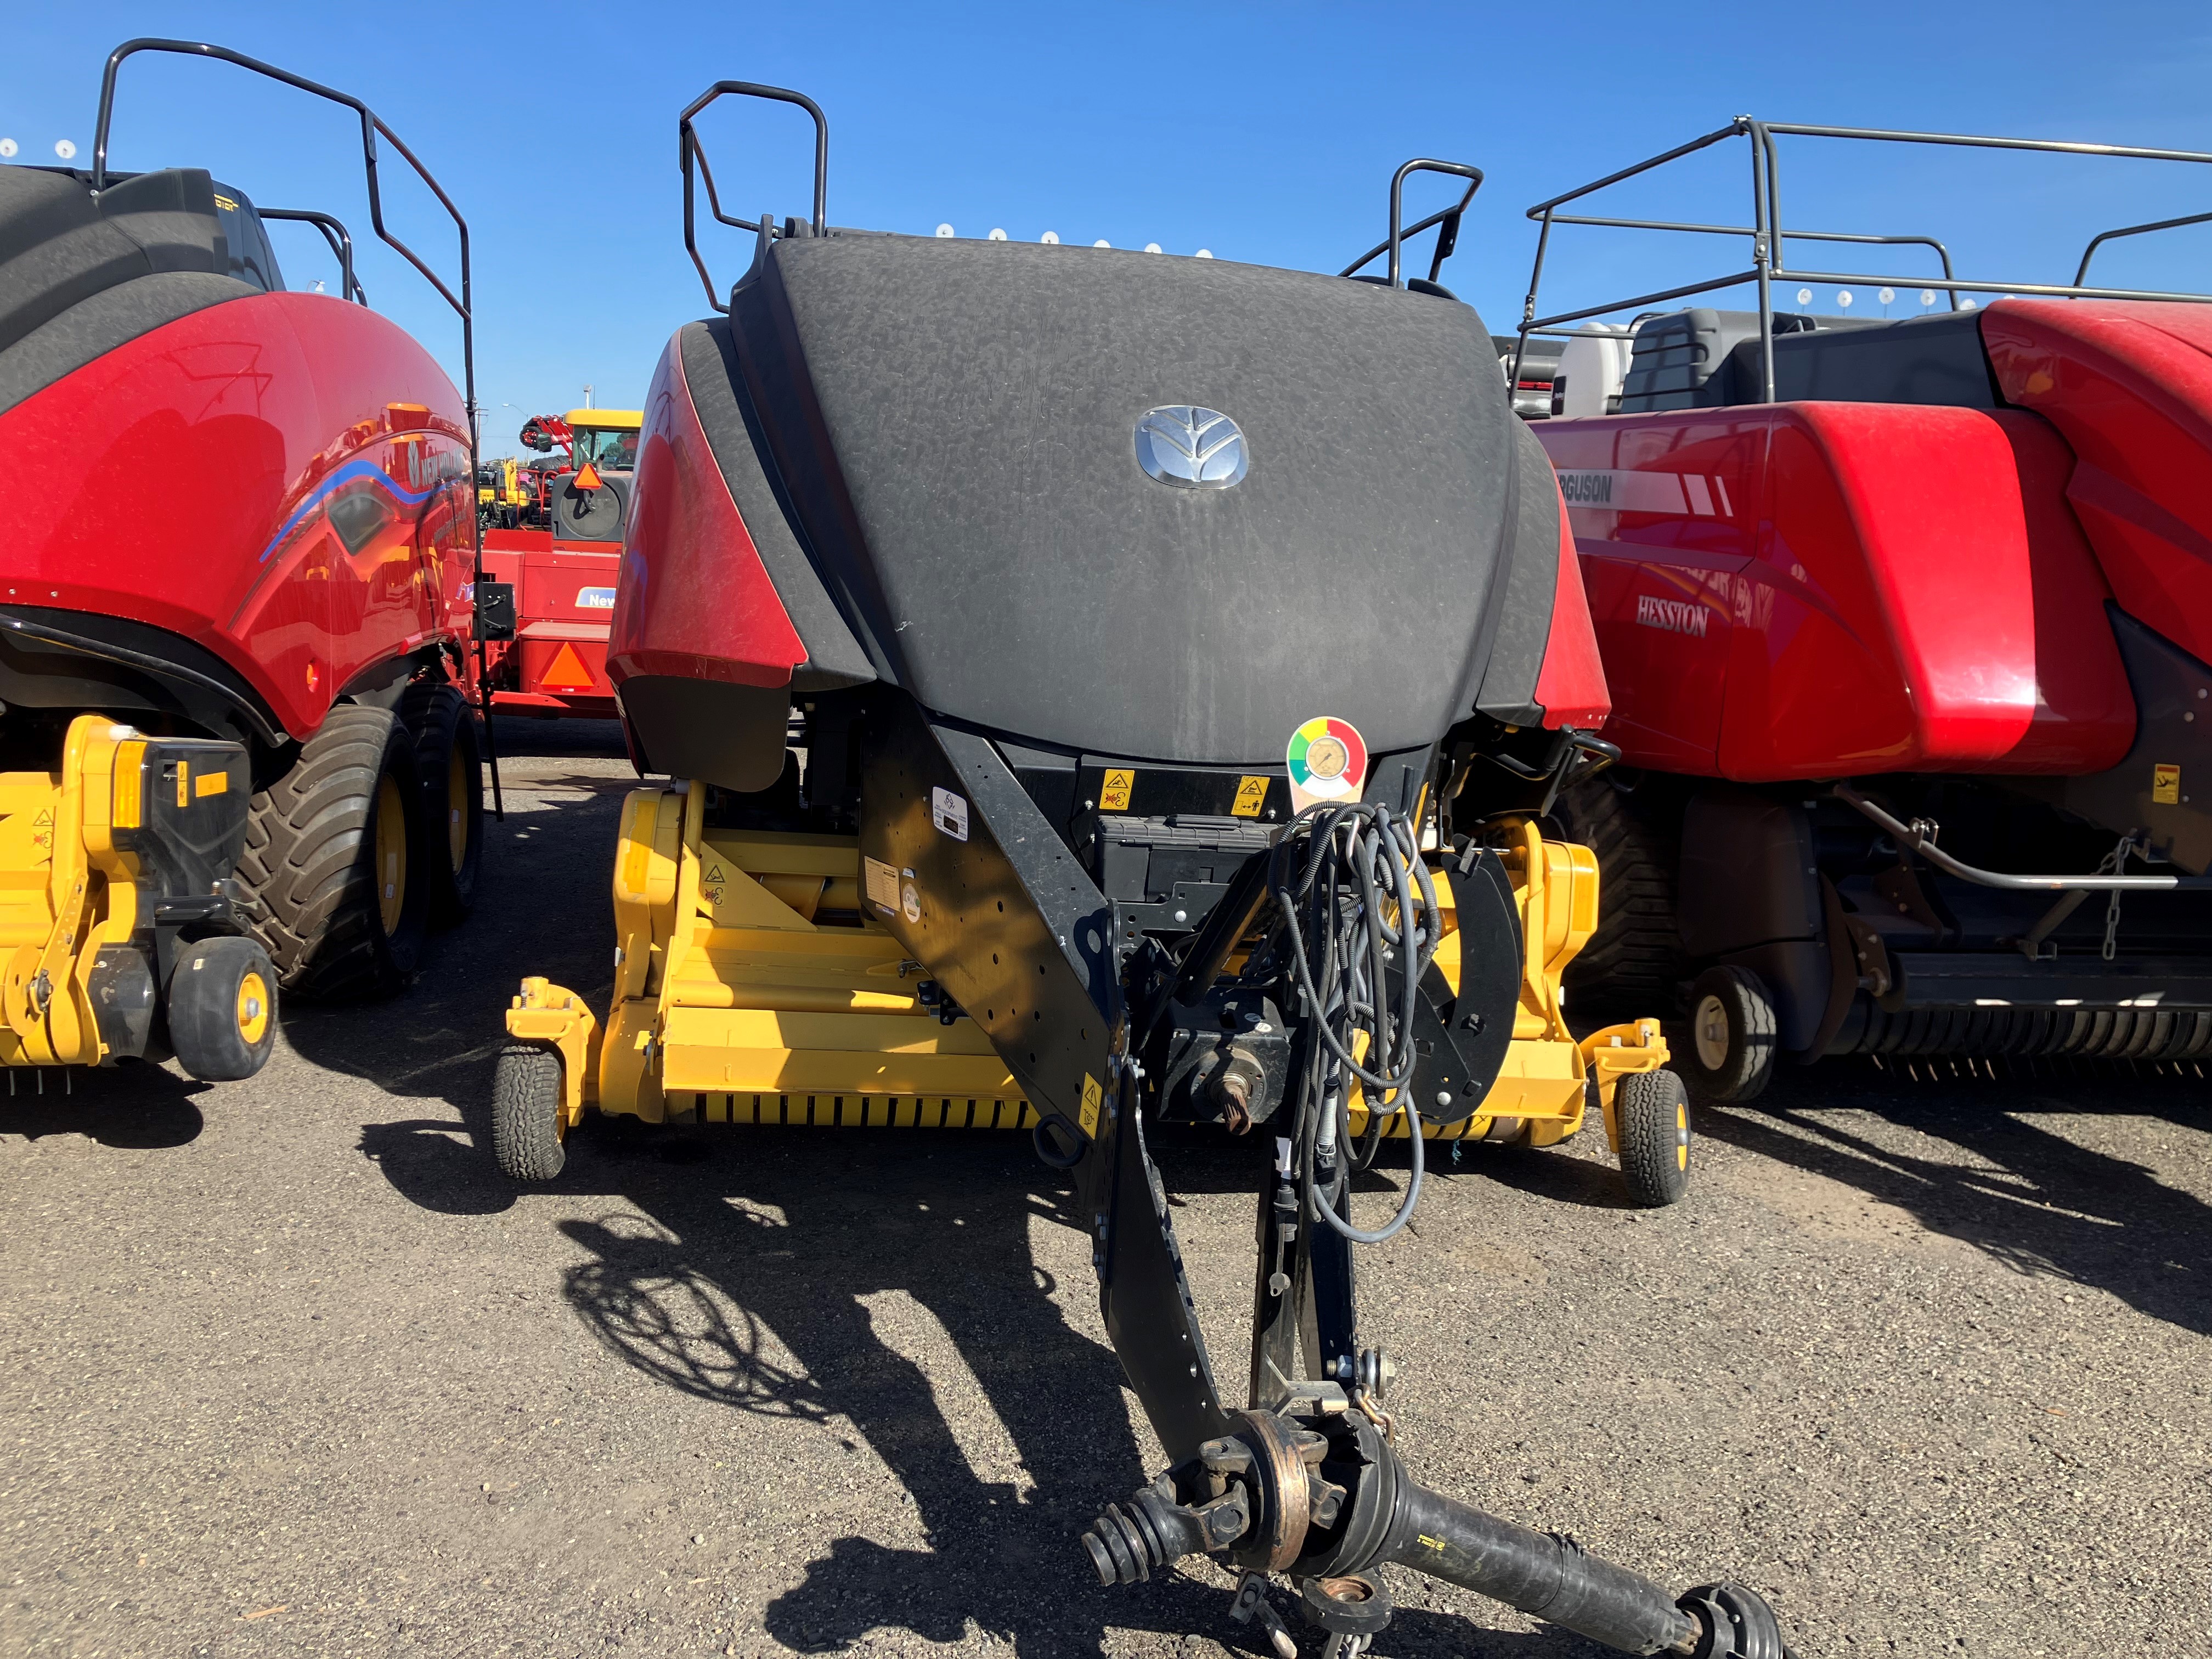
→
(290, 724, 636, 1215)
(1695, 1064, 2211, 1338)
(0, 1062, 207, 1148)
(535, 1130, 1594, 1659)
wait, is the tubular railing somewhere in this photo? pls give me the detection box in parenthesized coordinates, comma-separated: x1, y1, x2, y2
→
(92, 38, 497, 810)
(679, 80, 829, 314)
(259, 208, 365, 304)
(1515, 116, 2212, 405)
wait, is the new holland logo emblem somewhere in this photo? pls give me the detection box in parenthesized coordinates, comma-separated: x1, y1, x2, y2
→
(1133, 405, 1249, 489)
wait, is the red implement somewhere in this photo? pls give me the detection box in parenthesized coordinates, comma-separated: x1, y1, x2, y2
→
(1510, 117, 2212, 1092)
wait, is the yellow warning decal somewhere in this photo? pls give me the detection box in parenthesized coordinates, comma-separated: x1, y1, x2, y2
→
(2153, 764, 2181, 805)
(113, 743, 144, 828)
(175, 763, 190, 809)
(701, 861, 728, 909)
(195, 770, 228, 799)
(1079, 1073, 1103, 1138)
(1100, 769, 1135, 812)
(1417, 1534, 1448, 1552)
(213, 194, 238, 211)
(1232, 776, 1268, 818)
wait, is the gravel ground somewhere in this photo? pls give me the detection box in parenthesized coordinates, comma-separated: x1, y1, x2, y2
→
(3, 723, 2208, 1658)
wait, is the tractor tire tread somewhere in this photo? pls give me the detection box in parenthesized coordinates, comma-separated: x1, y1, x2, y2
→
(1557, 777, 1686, 1017)
(493, 1043, 567, 1181)
(1616, 1068, 1692, 1207)
(236, 703, 422, 1001)
(398, 680, 483, 925)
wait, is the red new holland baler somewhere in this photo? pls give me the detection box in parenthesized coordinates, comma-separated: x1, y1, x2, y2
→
(0, 39, 491, 1083)
(489, 82, 1801, 1658)
(1510, 116, 2212, 1098)
(469, 408, 634, 720)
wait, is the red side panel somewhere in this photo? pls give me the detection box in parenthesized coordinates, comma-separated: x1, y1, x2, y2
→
(1536, 402, 2134, 780)
(1538, 413, 1763, 771)
(1982, 298, 2212, 667)
(0, 291, 472, 738)
(1531, 479, 1609, 729)
(607, 332, 804, 690)
(468, 529, 618, 715)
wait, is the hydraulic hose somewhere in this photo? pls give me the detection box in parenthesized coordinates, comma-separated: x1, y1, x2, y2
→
(1268, 803, 1440, 1244)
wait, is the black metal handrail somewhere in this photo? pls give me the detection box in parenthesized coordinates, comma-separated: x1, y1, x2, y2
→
(93, 41, 471, 384)
(678, 80, 829, 314)
(1515, 115, 2212, 407)
(1340, 159, 1484, 286)
(259, 207, 365, 304)
(92, 38, 498, 812)
(2075, 206, 2212, 288)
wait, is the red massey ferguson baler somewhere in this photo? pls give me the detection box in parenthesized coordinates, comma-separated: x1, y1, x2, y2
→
(0, 39, 490, 1082)
(1511, 116, 2212, 1098)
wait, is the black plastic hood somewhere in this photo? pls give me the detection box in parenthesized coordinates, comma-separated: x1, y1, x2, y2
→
(718, 233, 1534, 765)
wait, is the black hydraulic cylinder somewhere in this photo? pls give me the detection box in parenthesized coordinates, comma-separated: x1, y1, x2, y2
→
(1377, 1478, 1695, 1655)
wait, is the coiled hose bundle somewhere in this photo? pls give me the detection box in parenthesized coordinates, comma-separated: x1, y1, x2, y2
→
(1265, 802, 1442, 1244)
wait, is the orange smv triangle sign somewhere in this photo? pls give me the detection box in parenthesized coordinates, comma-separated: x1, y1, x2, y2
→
(541, 641, 595, 691)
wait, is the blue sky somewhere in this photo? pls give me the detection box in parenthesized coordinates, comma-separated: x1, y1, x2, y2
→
(6, 2, 2209, 452)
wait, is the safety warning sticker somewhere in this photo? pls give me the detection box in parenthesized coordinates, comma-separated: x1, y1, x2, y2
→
(701, 860, 729, 910)
(1232, 775, 1268, 818)
(540, 641, 595, 691)
(1099, 769, 1135, 812)
(2154, 764, 2182, 805)
(864, 856, 901, 913)
(1080, 1073, 1103, 1138)
(931, 787, 969, 841)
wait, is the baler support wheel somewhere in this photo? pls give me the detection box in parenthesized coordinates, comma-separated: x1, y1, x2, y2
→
(493, 1044, 567, 1181)
(1688, 964, 1776, 1102)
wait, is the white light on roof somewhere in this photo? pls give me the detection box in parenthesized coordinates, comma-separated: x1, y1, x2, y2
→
(1920, 290, 1937, 307)
(988, 228, 1008, 241)
(1878, 287, 1895, 305)
(1040, 230, 1059, 244)
(0, 139, 16, 159)
(54, 139, 76, 160)
(935, 223, 955, 238)
(1195, 249, 1214, 259)
(1836, 289, 1854, 308)
(1094, 239, 1110, 248)
(1144, 242, 1163, 253)
(1960, 297, 1978, 310)
(1796, 287, 1812, 305)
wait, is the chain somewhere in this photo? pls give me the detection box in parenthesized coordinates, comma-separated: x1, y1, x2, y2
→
(2099, 833, 2140, 962)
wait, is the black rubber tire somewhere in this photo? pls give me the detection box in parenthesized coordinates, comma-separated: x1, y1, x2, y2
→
(236, 704, 430, 1001)
(400, 681, 484, 925)
(493, 1044, 567, 1181)
(1615, 1068, 1691, 1207)
(166, 935, 279, 1082)
(1554, 776, 1689, 1019)
(1686, 964, 1777, 1102)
